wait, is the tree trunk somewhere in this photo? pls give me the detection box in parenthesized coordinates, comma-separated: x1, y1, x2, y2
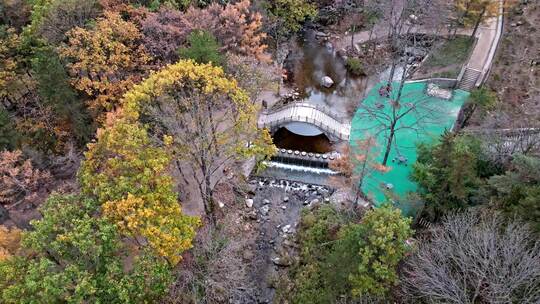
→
(395, 64, 409, 102)
(205, 176, 217, 225)
(387, 57, 397, 86)
(368, 26, 375, 55)
(358, 156, 368, 189)
(275, 37, 282, 96)
(175, 160, 190, 186)
(205, 173, 213, 214)
(382, 128, 395, 166)
(351, 25, 356, 50)
(470, 7, 486, 40)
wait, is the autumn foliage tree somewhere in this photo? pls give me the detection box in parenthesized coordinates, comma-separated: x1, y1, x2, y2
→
(125, 60, 275, 217)
(0, 25, 88, 151)
(141, 7, 191, 65)
(0, 225, 21, 261)
(0, 194, 174, 303)
(140, 0, 269, 66)
(454, 0, 515, 39)
(330, 138, 389, 203)
(185, 0, 269, 61)
(79, 105, 200, 264)
(28, 0, 101, 44)
(266, 0, 318, 36)
(0, 27, 23, 104)
(0, 150, 51, 211)
(60, 11, 149, 122)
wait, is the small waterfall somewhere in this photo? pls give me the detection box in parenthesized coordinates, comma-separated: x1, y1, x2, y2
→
(256, 150, 341, 185)
(264, 161, 338, 175)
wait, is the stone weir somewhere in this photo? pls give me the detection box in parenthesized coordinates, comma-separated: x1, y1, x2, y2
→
(254, 149, 342, 186)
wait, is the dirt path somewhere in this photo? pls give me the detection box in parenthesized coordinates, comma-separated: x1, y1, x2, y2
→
(332, 11, 498, 79)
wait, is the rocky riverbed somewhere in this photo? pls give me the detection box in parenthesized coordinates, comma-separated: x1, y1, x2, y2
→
(243, 177, 338, 303)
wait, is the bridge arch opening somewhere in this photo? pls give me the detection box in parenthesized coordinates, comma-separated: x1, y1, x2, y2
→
(283, 122, 324, 136)
(272, 127, 333, 154)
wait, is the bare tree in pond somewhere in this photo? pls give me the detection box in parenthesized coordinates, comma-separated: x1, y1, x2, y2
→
(355, 86, 448, 166)
(401, 210, 540, 303)
(329, 138, 390, 203)
(353, 0, 452, 166)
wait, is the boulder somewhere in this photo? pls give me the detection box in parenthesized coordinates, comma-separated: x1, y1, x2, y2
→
(260, 205, 270, 216)
(245, 198, 254, 208)
(321, 76, 334, 88)
(281, 224, 292, 234)
(272, 256, 292, 267)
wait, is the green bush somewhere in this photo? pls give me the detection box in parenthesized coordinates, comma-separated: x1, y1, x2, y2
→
(179, 30, 224, 66)
(284, 205, 412, 303)
(345, 57, 366, 76)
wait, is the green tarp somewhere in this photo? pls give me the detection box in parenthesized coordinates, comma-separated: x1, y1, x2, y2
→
(350, 81, 469, 215)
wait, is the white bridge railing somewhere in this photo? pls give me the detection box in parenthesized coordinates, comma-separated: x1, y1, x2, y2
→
(258, 102, 351, 141)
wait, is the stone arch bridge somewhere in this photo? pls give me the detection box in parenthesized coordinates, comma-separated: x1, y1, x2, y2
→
(257, 102, 351, 141)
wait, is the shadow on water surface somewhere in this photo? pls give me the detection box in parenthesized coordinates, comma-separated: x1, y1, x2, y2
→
(283, 30, 368, 115)
(273, 127, 333, 154)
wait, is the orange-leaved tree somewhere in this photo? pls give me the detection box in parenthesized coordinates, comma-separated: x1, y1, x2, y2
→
(59, 11, 149, 122)
(0, 225, 21, 261)
(330, 137, 390, 204)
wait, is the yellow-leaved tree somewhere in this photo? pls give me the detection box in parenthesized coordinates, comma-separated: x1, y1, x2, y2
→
(79, 99, 200, 265)
(0, 225, 21, 261)
(454, 0, 515, 39)
(133, 60, 276, 217)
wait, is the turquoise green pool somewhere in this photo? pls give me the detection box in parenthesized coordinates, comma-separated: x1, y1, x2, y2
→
(350, 81, 469, 215)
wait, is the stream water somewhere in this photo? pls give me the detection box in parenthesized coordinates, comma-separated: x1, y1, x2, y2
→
(284, 31, 368, 115)
(272, 31, 368, 157)
(265, 31, 374, 184)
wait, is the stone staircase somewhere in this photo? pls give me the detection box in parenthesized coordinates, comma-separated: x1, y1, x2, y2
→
(458, 67, 482, 91)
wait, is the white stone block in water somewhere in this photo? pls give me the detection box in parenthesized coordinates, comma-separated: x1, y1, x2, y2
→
(321, 76, 334, 88)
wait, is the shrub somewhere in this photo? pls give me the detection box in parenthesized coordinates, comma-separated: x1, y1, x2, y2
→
(285, 205, 412, 303)
(345, 57, 366, 76)
(179, 30, 223, 66)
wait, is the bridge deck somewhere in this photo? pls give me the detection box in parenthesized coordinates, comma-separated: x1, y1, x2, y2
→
(258, 103, 351, 141)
